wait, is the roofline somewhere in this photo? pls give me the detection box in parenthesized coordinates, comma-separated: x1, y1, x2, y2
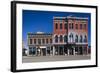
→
(27, 32, 52, 35)
(53, 16, 88, 20)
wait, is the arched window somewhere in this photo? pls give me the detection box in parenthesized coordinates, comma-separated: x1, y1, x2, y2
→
(60, 23, 62, 29)
(55, 23, 58, 29)
(84, 35, 87, 42)
(55, 35, 58, 43)
(69, 33, 73, 42)
(65, 23, 67, 29)
(30, 38, 32, 44)
(80, 24, 82, 29)
(71, 34, 73, 38)
(80, 35, 83, 43)
(75, 35, 78, 42)
(76, 24, 78, 29)
(64, 35, 67, 43)
(38, 39, 41, 44)
(60, 35, 63, 42)
(34, 39, 36, 44)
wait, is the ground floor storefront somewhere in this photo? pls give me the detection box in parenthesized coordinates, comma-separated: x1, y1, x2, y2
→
(28, 44, 88, 56)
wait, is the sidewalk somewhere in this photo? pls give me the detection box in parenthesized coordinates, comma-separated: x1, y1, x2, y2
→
(22, 55, 91, 63)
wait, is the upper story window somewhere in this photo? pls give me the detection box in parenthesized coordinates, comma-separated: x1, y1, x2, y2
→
(50, 39, 52, 43)
(42, 39, 45, 44)
(64, 35, 67, 43)
(60, 23, 62, 29)
(69, 33, 73, 42)
(84, 35, 87, 42)
(46, 39, 48, 44)
(34, 39, 36, 44)
(38, 39, 41, 44)
(75, 35, 78, 42)
(55, 35, 58, 43)
(60, 35, 63, 42)
(55, 23, 58, 29)
(72, 23, 73, 29)
(80, 24, 82, 29)
(64, 23, 67, 29)
(76, 24, 78, 29)
(69, 23, 73, 29)
(80, 35, 83, 43)
(69, 23, 71, 29)
(84, 24, 86, 29)
(30, 38, 32, 44)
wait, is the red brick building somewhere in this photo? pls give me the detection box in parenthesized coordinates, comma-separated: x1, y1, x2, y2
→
(27, 16, 88, 56)
(53, 16, 88, 55)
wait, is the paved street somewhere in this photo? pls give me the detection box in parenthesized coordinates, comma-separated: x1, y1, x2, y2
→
(22, 55, 91, 63)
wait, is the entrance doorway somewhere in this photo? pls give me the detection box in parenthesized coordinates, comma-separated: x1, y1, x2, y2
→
(46, 47, 50, 56)
(59, 46, 64, 55)
(79, 47, 83, 55)
(69, 48, 73, 55)
(64, 46, 68, 55)
(41, 48, 46, 56)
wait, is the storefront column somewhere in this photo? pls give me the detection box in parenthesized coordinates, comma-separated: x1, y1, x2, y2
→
(82, 46, 84, 55)
(87, 46, 88, 55)
(83, 47, 85, 55)
(46, 48, 47, 56)
(67, 49, 69, 56)
(35, 48, 37, 56)
(78, 47, 79, 55)
(58, 46, 59, 55)
(50, 46, 51, 56)
(50, 46, 53, 56)
(40, 48, 42, 56)
(27, 47, 30, 56)
(63, 46, 64, 55)
(53, 46, 55, 56)
(73, 48, 75, 55)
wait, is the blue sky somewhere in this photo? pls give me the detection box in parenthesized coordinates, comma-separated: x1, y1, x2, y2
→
(22, 10, 91, 48)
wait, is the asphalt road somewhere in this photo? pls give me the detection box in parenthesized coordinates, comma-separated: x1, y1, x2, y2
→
(22, 55, 91, 63)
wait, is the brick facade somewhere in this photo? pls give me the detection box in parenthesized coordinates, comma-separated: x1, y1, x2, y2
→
(27, 16, 89, 56)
